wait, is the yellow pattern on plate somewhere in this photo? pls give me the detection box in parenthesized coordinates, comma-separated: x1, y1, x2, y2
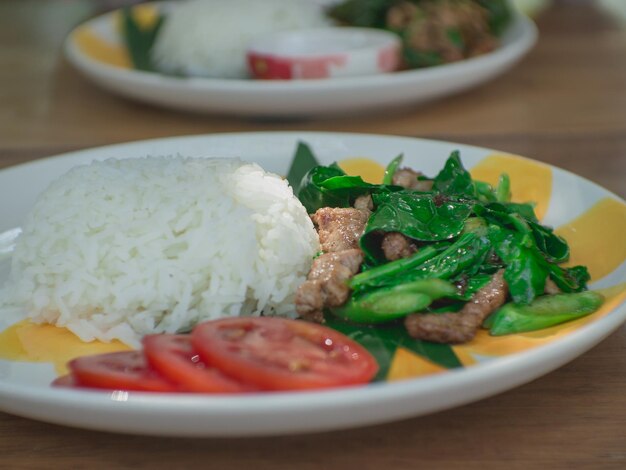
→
(470, 154, 552, 220)
(338, 158, 385, 184)
(0, 320, 130, 375)
(73, 3, 160, 70)
(453, 283, 626, 358)
(387, 347, 446, 381)
(73, 26, 130, 69)
(113, 3, 160, 32)
(555, 198, 626, 281)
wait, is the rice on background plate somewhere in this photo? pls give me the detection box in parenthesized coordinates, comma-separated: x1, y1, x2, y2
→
(0, 156, 319, 347)
(152, 0, 332, 78)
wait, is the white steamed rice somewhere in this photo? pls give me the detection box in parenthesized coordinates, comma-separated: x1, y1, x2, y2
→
(152, 0, 331, 78)
(0, 156, 319, 347)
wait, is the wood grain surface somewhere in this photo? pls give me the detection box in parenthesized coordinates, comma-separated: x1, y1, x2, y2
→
(0, 1, 625, 468)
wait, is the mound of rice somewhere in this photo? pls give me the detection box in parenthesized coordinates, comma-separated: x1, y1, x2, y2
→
(152, 0, 331, 78)
(1, 157, 319, 347)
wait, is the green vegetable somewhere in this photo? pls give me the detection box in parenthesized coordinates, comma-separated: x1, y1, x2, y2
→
(298, 164, 393, 213)
(288, 141, 593, 347)
(361, 191, 472, 263)
(450, 274, 492, 301)
(286, 142, 319, 194)
(485, 291, 604, 335)
(382, 154, 403, 185)
(476, 0, 513, 36)
(349, 245, 442, 291)
(402, 48, 443, 68)
(474, 180, 497, 203)
(495, 173, 511, 202)
(121, 7, 164, 72)
(332, 279, 457, 323)
(414, 232, 491, 279)
(548, 264, 590, 293)
(358, 232, 491, 292)
(487, 223, 548, 304)
(529, 221, 569, 263)
(432, 151, 475, 198)
(327, 0, 390, 28)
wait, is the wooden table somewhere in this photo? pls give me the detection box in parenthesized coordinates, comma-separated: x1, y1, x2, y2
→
(1, 1, 624, 468)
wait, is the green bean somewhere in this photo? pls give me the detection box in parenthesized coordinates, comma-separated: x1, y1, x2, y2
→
(485, 291, 604, 336)
(331, 279, 456, 324)
(349, 245, 440, 290)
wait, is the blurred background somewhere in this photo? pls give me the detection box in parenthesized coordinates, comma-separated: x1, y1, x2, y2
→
(0, 0, 624, 197)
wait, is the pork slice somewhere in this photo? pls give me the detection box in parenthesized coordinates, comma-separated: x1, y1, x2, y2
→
(392, 168, 434, 191)
(354, 194, 374, 211)
(295, 249, 364, 323)
(381, 232, 417, 261)
(312, 207, 370, 253)
(404, 270, 508, 344)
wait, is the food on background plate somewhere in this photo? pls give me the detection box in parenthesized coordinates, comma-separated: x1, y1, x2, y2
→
(150, 0, 331, 78)
(0, 157, 319, 347)
(328, 0, 512, 68)
(122, 0, 513, 78)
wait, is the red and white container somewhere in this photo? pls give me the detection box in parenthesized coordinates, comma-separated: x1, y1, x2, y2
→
(247, 27, 401, 80)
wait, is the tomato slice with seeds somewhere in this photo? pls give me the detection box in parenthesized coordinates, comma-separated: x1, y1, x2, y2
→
(191, 317, 379, 391)
(68, 351, 177, 392)
(142, 334, 253, 393)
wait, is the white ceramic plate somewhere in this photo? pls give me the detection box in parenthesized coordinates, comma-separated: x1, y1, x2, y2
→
(0, 132, 624, 437)
(64, 3, 537, 117)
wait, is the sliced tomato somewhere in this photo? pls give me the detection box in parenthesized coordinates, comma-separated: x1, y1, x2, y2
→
(191, 317, 379, 391)
(142, 334, 253, 393)
(68, 351, 177, 392)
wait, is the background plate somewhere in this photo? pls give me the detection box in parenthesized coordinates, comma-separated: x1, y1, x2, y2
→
(64, 4, 537, 117)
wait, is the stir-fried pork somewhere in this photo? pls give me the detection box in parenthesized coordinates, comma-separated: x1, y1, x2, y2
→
(392, 168, 434, 191)
(295, 249, 364, 322)
(404, 270, 508, 343)
(354, 194, 374, 211)
(381, 232, 417, 261)
(387, 0, 497, 63)
(312, 207, 370, 253)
